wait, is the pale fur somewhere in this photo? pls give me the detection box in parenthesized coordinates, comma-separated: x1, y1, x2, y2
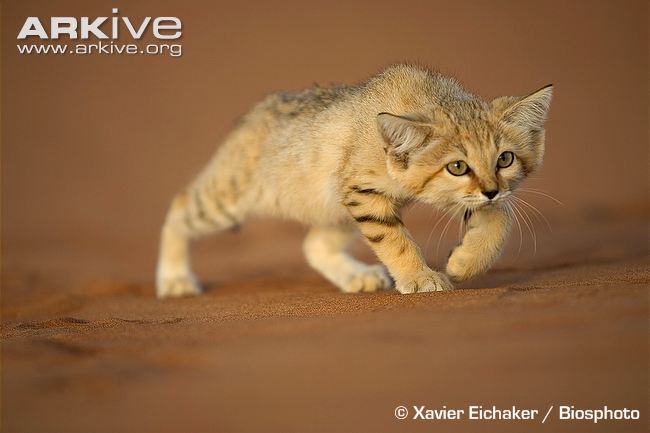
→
(156, 64, 552, 298)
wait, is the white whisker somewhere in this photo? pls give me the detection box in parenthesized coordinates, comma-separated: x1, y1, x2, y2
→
(505, 202, 523, 257)
(518, 188, 563, 205)
(436, 204, 462, 259)
(457, 207, 468, 243)
(511, 201, 537, 255)
(512, 195, 552, 231)
(425, 205, 456, 258)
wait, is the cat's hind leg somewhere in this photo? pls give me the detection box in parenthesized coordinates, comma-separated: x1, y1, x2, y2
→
(156, 187, 242, 298)
(303, 225, 392, 293)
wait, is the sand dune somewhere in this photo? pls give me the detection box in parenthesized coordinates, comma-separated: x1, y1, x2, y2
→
(2, 219, 648, 433)
(2, 0, 648, 431)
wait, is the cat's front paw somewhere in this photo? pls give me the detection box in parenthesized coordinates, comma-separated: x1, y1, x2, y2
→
(446, 246, 484, 283)
(341, 265, 392, 293)
(396, 269, 454, 294)
(156, 273, 202, 299)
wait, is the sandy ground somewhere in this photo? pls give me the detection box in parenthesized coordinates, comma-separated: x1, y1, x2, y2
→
(2, 1, 648, 432)
(2, 216, 648, 433)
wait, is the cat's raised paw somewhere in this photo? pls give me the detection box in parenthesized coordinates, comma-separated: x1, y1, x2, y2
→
(156, 274, 202, 299)
(396, 269, 454, 294)
(446, 247, 479, 283)
(341, 265, 392, 293)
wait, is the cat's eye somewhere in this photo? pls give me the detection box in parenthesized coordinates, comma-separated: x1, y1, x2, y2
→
(446, 160, 469, 176)
(497, 151, 514, 169)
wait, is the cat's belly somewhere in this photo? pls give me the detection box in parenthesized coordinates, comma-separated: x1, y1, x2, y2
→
(249, 174, 350, 226)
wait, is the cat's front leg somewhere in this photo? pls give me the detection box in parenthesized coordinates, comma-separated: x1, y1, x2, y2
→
(344, 186, 453, 293)
(446, 205, 511, 282)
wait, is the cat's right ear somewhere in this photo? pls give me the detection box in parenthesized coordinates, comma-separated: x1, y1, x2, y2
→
(493, 85, 553, 131)
(376, 112, 431, 158)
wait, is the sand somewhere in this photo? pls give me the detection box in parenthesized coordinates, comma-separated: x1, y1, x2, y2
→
(2, 0, 648, 431)
(2, 217, 648, 433)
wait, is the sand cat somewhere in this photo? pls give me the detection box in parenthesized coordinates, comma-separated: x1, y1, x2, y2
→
(156, 64, 552, 298)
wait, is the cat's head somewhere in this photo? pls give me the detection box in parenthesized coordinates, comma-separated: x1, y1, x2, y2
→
(377, 85, 553, 211)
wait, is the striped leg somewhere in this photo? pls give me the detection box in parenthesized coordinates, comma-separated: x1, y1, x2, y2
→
(446, 206, 511, 282)
(344, 185, 453, 294)
(303, 225, 391, 293)
(156, 188, 241, 298)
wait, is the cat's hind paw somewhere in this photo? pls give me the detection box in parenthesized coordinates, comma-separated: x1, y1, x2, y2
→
(156, 273, 202, 299)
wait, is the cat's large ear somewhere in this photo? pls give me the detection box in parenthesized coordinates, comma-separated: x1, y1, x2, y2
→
(494, 85, 553, 130)
(376, 112, 431, 157)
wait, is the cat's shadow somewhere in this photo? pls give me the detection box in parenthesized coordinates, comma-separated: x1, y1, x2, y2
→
(460, 271, 532, 290)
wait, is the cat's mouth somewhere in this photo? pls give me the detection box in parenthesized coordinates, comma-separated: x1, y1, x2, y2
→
(460, 191, 512, 211)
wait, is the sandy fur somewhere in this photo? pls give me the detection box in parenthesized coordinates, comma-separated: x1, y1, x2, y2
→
(156, 64, 552, 298)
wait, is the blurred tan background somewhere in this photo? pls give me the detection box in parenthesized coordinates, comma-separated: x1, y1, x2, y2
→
(2, 0, 648, 285)
(2, 2, 649, 433)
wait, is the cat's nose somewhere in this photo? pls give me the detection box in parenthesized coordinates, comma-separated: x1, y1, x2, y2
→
(482, 190, 499, 200)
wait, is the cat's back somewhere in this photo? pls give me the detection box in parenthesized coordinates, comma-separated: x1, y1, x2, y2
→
(361, 64, 473, 113)
(257, 84, 358, 125)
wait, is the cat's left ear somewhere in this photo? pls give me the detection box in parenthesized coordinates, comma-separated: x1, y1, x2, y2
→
(493, 84, 553, 130)
(376, 112, 431, 158)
